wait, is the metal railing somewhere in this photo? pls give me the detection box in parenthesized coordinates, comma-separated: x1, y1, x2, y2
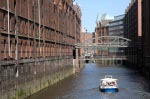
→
(79, 56, 127, 60)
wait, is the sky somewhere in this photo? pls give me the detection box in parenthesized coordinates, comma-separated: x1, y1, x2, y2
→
(74, 0, 131, 33)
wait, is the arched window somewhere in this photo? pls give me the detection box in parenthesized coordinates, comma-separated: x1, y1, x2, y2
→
(4, 13, 7, 30)
(29, 41, 32, 58)
(4, 39, 7, 59)
(20, 41, 23, 58)
(10, 40, 12, 59)
(25, 41, 28, 58)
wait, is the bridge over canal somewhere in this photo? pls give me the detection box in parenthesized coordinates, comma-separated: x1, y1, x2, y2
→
(74, 36, 131, 70)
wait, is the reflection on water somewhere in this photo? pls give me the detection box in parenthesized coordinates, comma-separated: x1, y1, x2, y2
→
(27, 63, 150, 99)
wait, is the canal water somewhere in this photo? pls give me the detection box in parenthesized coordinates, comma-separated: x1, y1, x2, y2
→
(27, 63, 150, 99)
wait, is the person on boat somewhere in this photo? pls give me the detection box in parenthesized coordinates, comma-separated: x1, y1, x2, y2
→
(102, 81, 107, 86)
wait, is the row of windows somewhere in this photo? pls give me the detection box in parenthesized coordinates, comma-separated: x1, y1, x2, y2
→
(109, 26, 124, 31)
(0, 37, 73, 60)
(109, 21, 124, 27)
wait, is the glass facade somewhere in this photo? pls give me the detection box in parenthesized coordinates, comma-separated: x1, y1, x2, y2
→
(108, 14, 125, 55)
(108, 14, 125, 37)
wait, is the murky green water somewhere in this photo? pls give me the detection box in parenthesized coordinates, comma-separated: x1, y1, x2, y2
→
(27, 63, 150, 99)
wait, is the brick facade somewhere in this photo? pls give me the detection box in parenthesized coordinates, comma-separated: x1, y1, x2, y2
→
(0, 0, 81, 98)
(95, 20, 112, 56)
(80, 32, 92, 56)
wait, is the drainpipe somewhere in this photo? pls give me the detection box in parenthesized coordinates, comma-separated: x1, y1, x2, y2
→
(7, 0, 10, 57)
(38, 0, 41, 56)
(14, 0, 18, 78)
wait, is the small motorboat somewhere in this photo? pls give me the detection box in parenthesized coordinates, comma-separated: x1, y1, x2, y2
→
(99, 75, 118, 92)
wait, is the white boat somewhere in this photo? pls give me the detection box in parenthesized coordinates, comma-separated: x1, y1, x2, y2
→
(99, 75, 118, 92)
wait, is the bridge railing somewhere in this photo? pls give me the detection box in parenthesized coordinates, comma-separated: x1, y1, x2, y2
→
(79, 55, 127, 60)
(75, 36, 131, 49)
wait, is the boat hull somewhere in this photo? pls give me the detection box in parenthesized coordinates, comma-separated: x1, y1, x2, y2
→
(100, 87, 118, 92)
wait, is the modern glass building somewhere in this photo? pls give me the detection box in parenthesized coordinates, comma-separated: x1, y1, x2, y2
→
(108, 15, 125, 37)
(108, 15, 125, 55)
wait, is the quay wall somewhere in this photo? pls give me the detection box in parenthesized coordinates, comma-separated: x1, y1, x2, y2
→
(1, 57, 74, 99)
(86, 60, 124, 65)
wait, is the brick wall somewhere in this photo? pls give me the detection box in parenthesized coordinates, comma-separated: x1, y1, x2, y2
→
(0, 0, 81, 98)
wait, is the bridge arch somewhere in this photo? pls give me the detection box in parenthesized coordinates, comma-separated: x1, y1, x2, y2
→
(75, 36, 131, 48)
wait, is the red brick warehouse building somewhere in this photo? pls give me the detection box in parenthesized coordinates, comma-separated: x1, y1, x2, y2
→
(80, 30, 93, 56)
(95, 17, 112, 56)
(0, 0, 81, 98)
